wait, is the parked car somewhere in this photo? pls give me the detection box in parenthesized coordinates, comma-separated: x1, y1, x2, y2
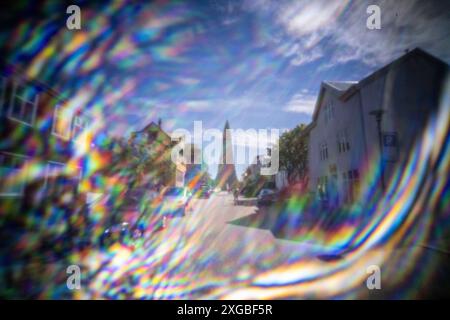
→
(100, 222, 132, 248)
(156, 186, 192, 217)
(196, 185, 211, 199)
(257, 188, 279, 206)
(76, 187, 165, 249)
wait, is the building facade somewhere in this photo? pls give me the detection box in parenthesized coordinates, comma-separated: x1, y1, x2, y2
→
(307, 48, 449, 206)
(0, 64, 89, 204)
(129, 120, 186, 188)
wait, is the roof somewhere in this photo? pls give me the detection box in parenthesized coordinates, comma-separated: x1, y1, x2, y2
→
(132, 121, 175, 144)
(323, 81, 357, 92)
(340, 48, 449, 101)
(136, 121, 167, 134)
(310, 47, 449, 123)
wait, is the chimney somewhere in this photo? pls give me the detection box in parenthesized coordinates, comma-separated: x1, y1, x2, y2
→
(158, 118, 162, 127)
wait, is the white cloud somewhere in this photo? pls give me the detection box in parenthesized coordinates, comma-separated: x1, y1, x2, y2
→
(331, 0, 450, 66)
(131, 96, 265, 113)
(290, 46, 324, 66)
(245, 0, 450, 68)
(283, 93, 316, 114)
(182, 100, 211, 111)
(277, 0, 347, 37)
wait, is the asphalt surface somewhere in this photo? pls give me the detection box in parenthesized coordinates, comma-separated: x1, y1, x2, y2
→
(74, 192, 450, 299)
(79, 192, 336, 299)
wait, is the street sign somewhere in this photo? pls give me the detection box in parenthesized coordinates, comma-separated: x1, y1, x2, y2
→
(382, 132, 398, 162)
(383, 132, 397, 147)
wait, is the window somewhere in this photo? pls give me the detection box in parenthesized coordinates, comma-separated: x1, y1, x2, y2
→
(72, 114, 87, 143)
(52, 104, 72, 139)
(324, 101, 335, 123)
(8, 81, 39, 125)
(343, 169, 360, 203)
(45, 162, 69, 193)
(0, 152, 27, 196)
(337, 130, 350, 153)
(44, 162, 81, 205)
(148, 131, 157, 142)
(317, 176, 328, 200)
(319, 142, 328, 160)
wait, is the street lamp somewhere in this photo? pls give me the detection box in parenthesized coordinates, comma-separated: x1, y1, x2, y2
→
(369, 109, 386, 192)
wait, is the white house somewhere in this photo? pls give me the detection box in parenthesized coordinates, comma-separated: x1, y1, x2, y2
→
(307, 48, 449, 206)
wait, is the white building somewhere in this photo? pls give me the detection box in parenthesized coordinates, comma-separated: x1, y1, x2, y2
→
(307, 48, 448, 206)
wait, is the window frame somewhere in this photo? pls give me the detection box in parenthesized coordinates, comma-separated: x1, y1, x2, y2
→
(44, 161, 66, 190)
(45, 161, 83, 193)
(7, 80, 39, 126)
(72, 114, 87, 144)
(342, 169, 360, 203)
(324, 101, 335, 123)
(0, 152, 29, 197)
(318, 175, 329, 199)
(52, 104, 73, 140)
(337, 130, 351, 153)
(319, 142, 328, 161)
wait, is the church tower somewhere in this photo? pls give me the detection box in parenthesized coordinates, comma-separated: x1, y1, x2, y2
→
(215, 120, 237, 190)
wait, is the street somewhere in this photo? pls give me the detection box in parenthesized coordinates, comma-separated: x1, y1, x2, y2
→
(71, 190, 450, 300)
(80, 192, 344, 299)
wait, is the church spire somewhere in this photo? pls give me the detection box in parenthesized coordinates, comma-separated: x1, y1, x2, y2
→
(215, 120, 237, 190)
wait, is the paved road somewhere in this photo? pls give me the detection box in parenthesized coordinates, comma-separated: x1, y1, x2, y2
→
(80, 192, 333, 299)
(77, 192, 450, 299)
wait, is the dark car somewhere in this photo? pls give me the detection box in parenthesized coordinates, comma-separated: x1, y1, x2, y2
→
(257, 188, 279, 206)
(196, 186, 211, 199)
(77, 188, 165, 249)
(99, 222, 136, 249)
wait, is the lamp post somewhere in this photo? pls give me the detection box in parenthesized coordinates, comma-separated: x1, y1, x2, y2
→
(369, 109, 386, 192)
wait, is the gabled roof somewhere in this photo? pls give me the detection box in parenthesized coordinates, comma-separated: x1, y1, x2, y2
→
(310, 48, 449, 124)
(135, 121, 168, 136)
(310, 81, 358, 121)
(132, 121, 178, 146)
(324, 81, 357, 92)
(340, 48, 448, 101)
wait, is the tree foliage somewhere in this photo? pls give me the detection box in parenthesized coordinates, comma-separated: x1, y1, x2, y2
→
(277, 124, 309, 182)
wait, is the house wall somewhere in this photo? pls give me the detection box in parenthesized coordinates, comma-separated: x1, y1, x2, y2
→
(308, 52, 448, 205)
(308, 86, 367, 204)
(359, 53, 447, 190)
(0, 69, 91, 244)
(130, 123, 187, 188)
(0, 71, 85, 201)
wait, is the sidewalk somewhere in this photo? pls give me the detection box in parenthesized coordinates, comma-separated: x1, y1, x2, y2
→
(235, 196, 257, 206)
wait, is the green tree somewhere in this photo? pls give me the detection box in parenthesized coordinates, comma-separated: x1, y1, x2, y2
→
(277, 124, 309, 183)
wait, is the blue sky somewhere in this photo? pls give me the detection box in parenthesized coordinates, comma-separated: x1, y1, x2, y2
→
(113, 0, 450, 135)
(118, 0, 450, 177)
(3, 0, 450, 177)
